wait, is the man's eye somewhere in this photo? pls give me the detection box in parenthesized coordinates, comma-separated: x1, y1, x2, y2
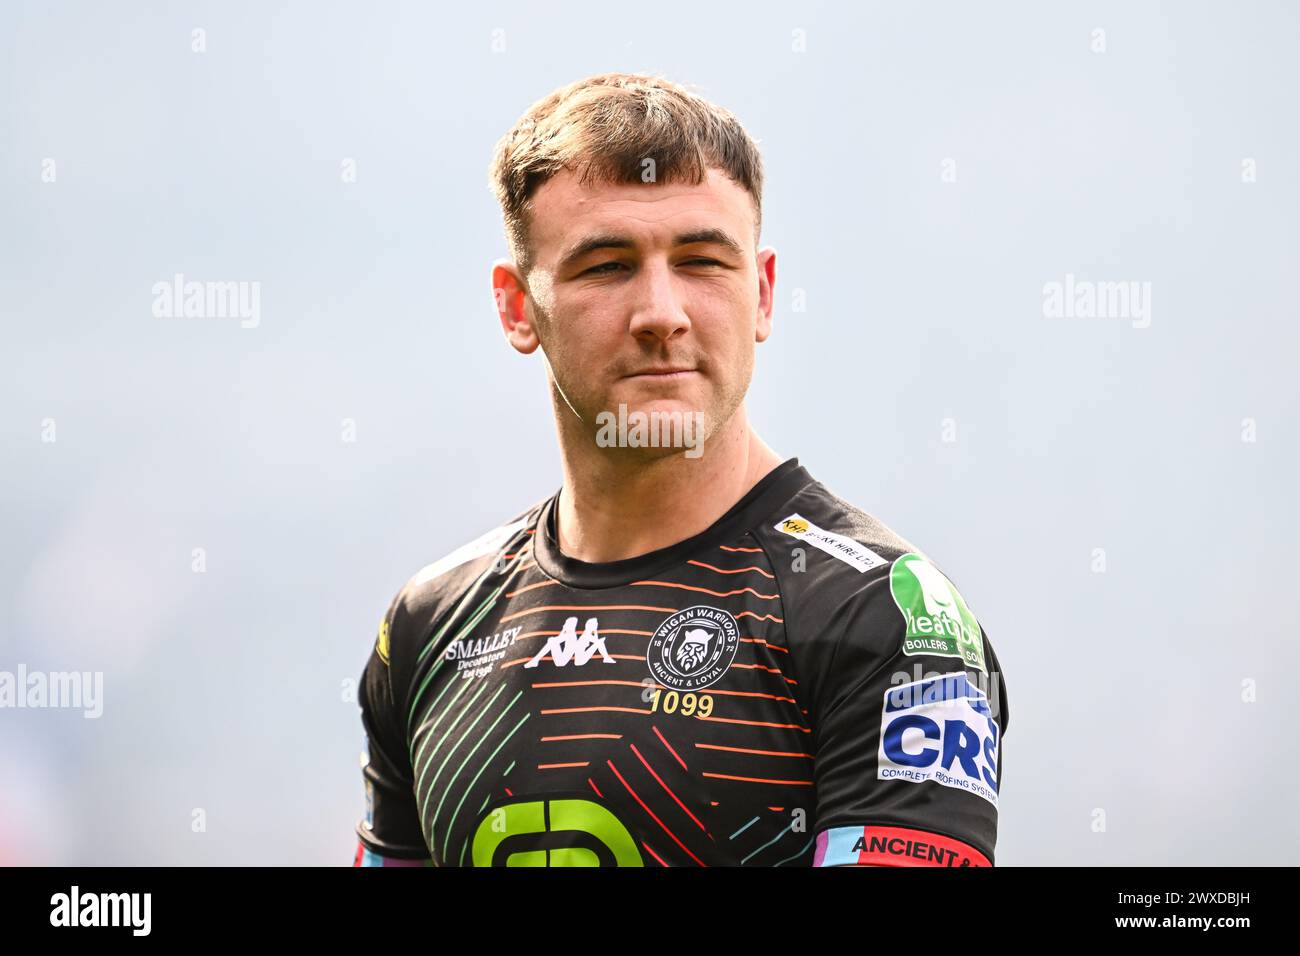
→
(583, 258, 720, 276)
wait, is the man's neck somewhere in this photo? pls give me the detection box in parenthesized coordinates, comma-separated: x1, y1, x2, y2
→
(554, 407, 784, 564)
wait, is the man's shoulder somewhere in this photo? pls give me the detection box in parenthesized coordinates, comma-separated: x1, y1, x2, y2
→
(377, 498, 546, 662)
(750, 467, 999, 718)
(750, 470, 983, 648)
(751, 472, 924, 589)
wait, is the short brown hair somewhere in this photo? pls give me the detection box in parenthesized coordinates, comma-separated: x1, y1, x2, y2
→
(488, 72, 764, 279)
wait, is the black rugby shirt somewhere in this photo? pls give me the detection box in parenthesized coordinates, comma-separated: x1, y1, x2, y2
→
(352, 458, 1009, 867)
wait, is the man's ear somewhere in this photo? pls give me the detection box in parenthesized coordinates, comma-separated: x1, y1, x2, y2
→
(492, 258, 540, 354)
(754, 247, 776, 343)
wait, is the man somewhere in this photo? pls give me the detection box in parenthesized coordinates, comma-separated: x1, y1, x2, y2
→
(352, 73, 1008, 868)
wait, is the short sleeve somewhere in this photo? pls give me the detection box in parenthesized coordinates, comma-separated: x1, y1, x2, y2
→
(354, 610, 431, 863)
(805, 553, 1008, 867)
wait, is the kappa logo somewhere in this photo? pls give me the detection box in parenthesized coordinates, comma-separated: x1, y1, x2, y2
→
(647, 605, 740, 691)
(525, 617, 615, 669)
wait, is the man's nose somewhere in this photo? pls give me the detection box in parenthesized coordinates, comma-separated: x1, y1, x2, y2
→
(627, 260, 692, 343)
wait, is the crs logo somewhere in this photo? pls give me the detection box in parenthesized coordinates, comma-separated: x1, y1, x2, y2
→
(877, 672, 1000, 808)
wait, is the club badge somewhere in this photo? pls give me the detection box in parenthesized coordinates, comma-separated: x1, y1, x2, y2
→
(647, 605, 740, 691)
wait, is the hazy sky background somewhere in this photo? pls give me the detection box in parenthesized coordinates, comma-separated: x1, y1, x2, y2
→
(2, 0, 1296, 865)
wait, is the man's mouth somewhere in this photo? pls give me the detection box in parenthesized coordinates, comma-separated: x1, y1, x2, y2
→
(623, 367, 698, 381)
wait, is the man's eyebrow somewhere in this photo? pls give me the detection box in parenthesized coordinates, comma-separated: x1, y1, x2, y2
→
(556, 228, 744, 272)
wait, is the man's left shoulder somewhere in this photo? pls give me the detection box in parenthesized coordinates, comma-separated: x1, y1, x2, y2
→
(749, 471, 1007, 737)
(751, 477, 920, 592)
(751, 476, 991, 668)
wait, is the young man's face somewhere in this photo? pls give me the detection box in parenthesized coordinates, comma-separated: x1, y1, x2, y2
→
(495, 166, 775, 458)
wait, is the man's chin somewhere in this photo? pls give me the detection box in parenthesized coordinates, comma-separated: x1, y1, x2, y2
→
(589, 398, 712, 461)
(605, 383, 708, 416)
(599, 443, 705, 466)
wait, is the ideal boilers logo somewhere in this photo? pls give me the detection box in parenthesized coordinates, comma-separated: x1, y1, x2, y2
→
(889, 553, 986, 673)
(878, 672, 1000, 807)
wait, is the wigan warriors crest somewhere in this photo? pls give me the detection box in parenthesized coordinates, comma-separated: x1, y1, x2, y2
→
(647, 606, 741, 691)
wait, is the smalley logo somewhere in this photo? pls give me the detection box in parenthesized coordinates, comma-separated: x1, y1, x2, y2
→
(525, 617, 615, 668)
(446, 625, 523, 680)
